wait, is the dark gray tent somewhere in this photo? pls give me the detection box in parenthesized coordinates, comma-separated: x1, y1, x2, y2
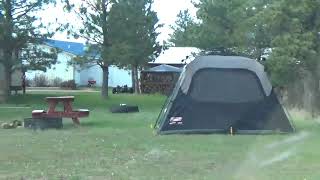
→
(155, 56, 295, 134)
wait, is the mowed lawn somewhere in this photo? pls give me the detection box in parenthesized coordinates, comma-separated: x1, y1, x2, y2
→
(0, 91, 320, 180)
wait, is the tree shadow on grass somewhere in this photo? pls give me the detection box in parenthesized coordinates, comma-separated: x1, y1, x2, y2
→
(80, 121, 110, 128)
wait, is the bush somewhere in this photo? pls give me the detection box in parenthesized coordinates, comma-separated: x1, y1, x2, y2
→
(51, 77, 63, 87)
(60, 80, 77, 90)
(33, 74, 49, 87)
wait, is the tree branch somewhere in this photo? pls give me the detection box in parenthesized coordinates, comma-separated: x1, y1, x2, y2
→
(13, 3, 39, 20)
(77, 32, 103, 45)
(85, 0, 99, 12)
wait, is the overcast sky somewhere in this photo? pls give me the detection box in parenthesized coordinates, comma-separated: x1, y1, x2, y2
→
(39, 0, 197, 43)
(153, 0, 197, 42)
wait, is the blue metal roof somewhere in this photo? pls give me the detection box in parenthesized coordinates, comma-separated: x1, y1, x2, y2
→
(45, 39, 86, 56)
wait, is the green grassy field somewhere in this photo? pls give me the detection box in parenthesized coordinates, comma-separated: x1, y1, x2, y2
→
(0, 92, 319, 180)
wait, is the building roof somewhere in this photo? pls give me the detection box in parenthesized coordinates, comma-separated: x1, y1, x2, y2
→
(143, 64, 182, 73)
(45, 39, 86, 56)
(150, 47, 201, 65)
(45, 41, 201, 64)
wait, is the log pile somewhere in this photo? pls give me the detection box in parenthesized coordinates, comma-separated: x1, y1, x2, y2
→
(140, 72, 180, 95)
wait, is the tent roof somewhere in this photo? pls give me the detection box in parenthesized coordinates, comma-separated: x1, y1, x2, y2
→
(144, 64, 182, 73)
(149, 47, 201, 65)
(180, 56, 273, 96)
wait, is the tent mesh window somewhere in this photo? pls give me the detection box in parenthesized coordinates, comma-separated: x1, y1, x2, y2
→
(189, 69, 265, 103)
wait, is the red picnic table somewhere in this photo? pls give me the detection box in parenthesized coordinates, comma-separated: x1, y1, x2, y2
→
(32, 96, 89, 125)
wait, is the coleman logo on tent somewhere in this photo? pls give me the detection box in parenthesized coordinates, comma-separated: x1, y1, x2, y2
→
(169, 117, 183, 125)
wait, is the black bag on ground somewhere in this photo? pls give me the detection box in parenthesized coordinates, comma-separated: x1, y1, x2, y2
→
(110, 105, 139, 113)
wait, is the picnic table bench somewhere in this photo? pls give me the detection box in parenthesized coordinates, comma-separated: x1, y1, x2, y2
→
(10, 86, 23, 95)
(32, 96, 89, 125)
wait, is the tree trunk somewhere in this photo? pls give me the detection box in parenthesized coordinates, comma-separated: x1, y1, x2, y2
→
(132, 65, 140, 94)
(0, 64, 8, 103)
(302, 70, 320, 117)
(22, 71, 26, 94)
(310, 72, 320, 117)
(101, 66, 109, 98)
(4, 67, 11, 101)
(287, 81, 304, 109)
(131, 68, 136, 92)
(303, 72, 312, 113)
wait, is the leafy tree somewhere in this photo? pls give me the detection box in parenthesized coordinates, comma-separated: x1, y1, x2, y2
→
(194, 0, 250, 52)
(107, 0, 162, 93)
(65, 0, 117, 98)
(67, 0, 161, 95)
(0, 0, 59, 100)
(263, 0, 320, 84)
(263, 0, 320, 115)
(169, 10, 200, 47)
(243, 0, 274, 59)
(170, 0, 252, 56)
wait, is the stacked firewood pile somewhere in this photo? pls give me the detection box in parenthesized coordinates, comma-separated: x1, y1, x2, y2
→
(140, 72, 180, 95)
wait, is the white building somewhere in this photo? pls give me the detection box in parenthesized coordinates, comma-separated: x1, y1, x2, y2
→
(26, 40, 201, 88)
(26, 40, 132, 87)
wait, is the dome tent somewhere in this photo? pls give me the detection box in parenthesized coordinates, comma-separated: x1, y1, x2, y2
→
(155, 56, 295, 134)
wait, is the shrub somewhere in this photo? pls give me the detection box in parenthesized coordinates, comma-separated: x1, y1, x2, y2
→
(33, 74, 49, 87)
(60, 80, 77, 90)
(51, 77, 63, 87)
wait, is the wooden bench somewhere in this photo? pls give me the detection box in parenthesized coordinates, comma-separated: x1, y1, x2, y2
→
(10, 86, 23, 95)
(32, 109, 90, 118)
